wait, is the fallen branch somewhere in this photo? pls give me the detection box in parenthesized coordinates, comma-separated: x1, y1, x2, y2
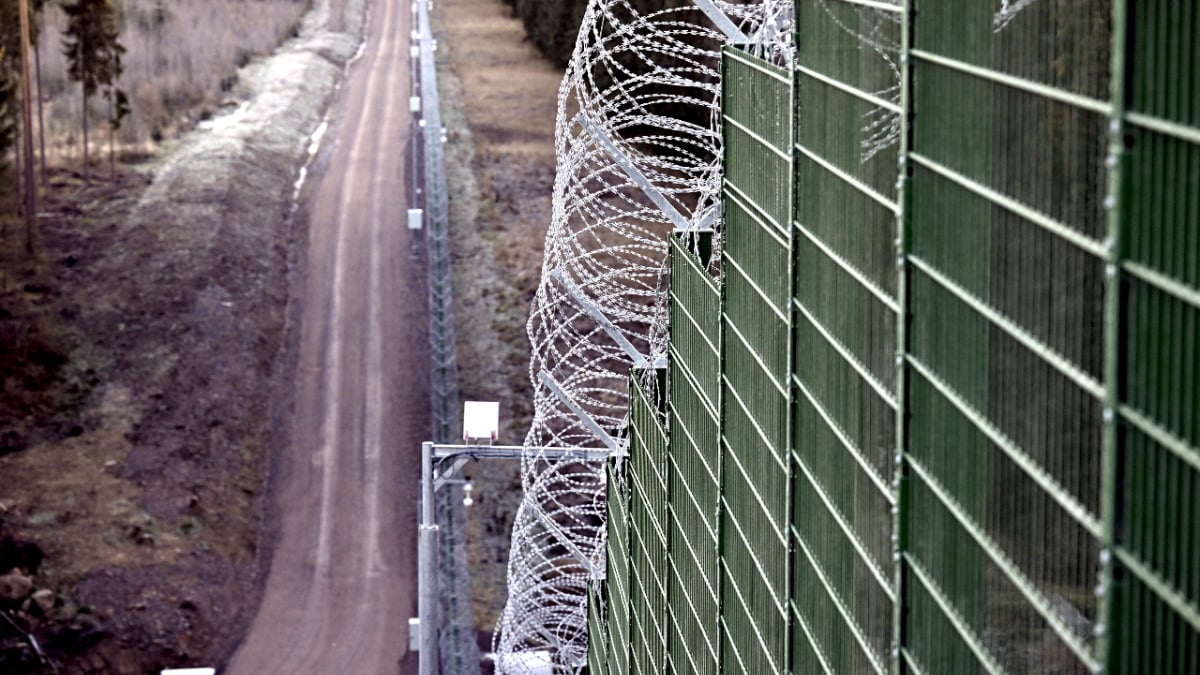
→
(0, 608, 59, 674)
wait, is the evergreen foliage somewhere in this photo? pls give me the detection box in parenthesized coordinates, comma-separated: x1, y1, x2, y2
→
(0, 47, 15, 169)
(504, 0, 588, 67)
(0, 0, 46, 168)
(61, 0, 126, 176)
(505, 0, 721, 134)
(505, 0, 710, 66)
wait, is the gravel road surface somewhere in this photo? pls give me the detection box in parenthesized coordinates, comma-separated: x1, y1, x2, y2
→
(226, 0, 426, 671)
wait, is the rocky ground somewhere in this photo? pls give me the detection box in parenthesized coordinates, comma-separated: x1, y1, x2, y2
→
(0, 0, 364, 671)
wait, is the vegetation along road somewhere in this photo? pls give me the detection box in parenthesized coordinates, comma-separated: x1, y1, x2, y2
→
(226, 0, 427, 671)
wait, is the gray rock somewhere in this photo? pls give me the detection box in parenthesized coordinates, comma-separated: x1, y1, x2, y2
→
(0, 569, 33, 601)
(31, 588, 55, 613)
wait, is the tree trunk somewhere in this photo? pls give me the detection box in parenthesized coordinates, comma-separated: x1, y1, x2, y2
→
(82, 86, 88, 182)
(18, 0, 37, 255)
(35, 37, 45, 185)
(109, 97, 114, 178)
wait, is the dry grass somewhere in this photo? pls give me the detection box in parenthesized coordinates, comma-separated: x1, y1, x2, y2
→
(32, 0, 310, 166)
(437, 0, 562, 633)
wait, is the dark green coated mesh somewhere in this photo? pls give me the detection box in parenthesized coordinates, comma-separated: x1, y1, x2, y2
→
(587, 3, 1198, 673)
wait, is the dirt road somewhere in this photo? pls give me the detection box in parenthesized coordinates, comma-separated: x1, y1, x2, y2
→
(226, 0, 426, 672)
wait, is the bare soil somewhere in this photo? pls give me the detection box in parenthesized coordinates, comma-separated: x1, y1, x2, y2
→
(0, 163, 272, 674)
(435, 0, 563, 636)
(0, 0, 364, 671)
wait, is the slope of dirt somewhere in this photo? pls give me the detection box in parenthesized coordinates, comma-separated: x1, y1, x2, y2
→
(435, 0, 563, 638)
(0, 0, 364, 671)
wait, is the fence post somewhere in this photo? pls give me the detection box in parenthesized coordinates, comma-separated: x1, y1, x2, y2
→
(1096, 0, 1130, 670)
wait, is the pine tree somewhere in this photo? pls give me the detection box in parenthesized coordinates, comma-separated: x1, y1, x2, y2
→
(62, 0, 125, 181)
(0, 0, 47, 184)
(105, 86, 129, 177)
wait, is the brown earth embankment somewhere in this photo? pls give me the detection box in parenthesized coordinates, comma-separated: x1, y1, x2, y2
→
(0, 0, 366, 671)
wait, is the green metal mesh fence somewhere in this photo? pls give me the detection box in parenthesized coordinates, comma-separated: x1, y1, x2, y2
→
(605, 457, 631, 675)
(586, 2, 1199, 673)
(721, 48, 793, 675)
(629, 374, 670, 675)
(1110, 2, 1200, 672)
(667, 233, 722, 675)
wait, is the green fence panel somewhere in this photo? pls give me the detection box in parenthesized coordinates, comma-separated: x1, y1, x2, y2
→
(667, 234, 721, 675)
(905, 2, 1113, 673)
(597, 3, 1198, 674)
(1109, 2, 1200, 672)
(588, 581, 609, 675)
(605, 458, 631, 675)
(628, 374, 669, 675)
(790, 3, 900, 673)
(720, 46, 792, 675)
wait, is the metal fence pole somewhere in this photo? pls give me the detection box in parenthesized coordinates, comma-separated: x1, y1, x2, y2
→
(420, 441, 440, 675)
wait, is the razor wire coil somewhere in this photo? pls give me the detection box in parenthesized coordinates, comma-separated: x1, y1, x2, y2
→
(494, 2, 794, 672)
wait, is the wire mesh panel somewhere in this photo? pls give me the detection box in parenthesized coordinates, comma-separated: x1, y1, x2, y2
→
(628, 373, 669, 675)
(789, 3, 900, 673)
(720, 46, 793, 675)
(587, 582, 609, 675)
(1109, 3, 1200, 672)
(605, 459, 631, 675)
(667, 233, 721, 675)
(904, 2, 1113, 673)
(591, 3, 1200, 674)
